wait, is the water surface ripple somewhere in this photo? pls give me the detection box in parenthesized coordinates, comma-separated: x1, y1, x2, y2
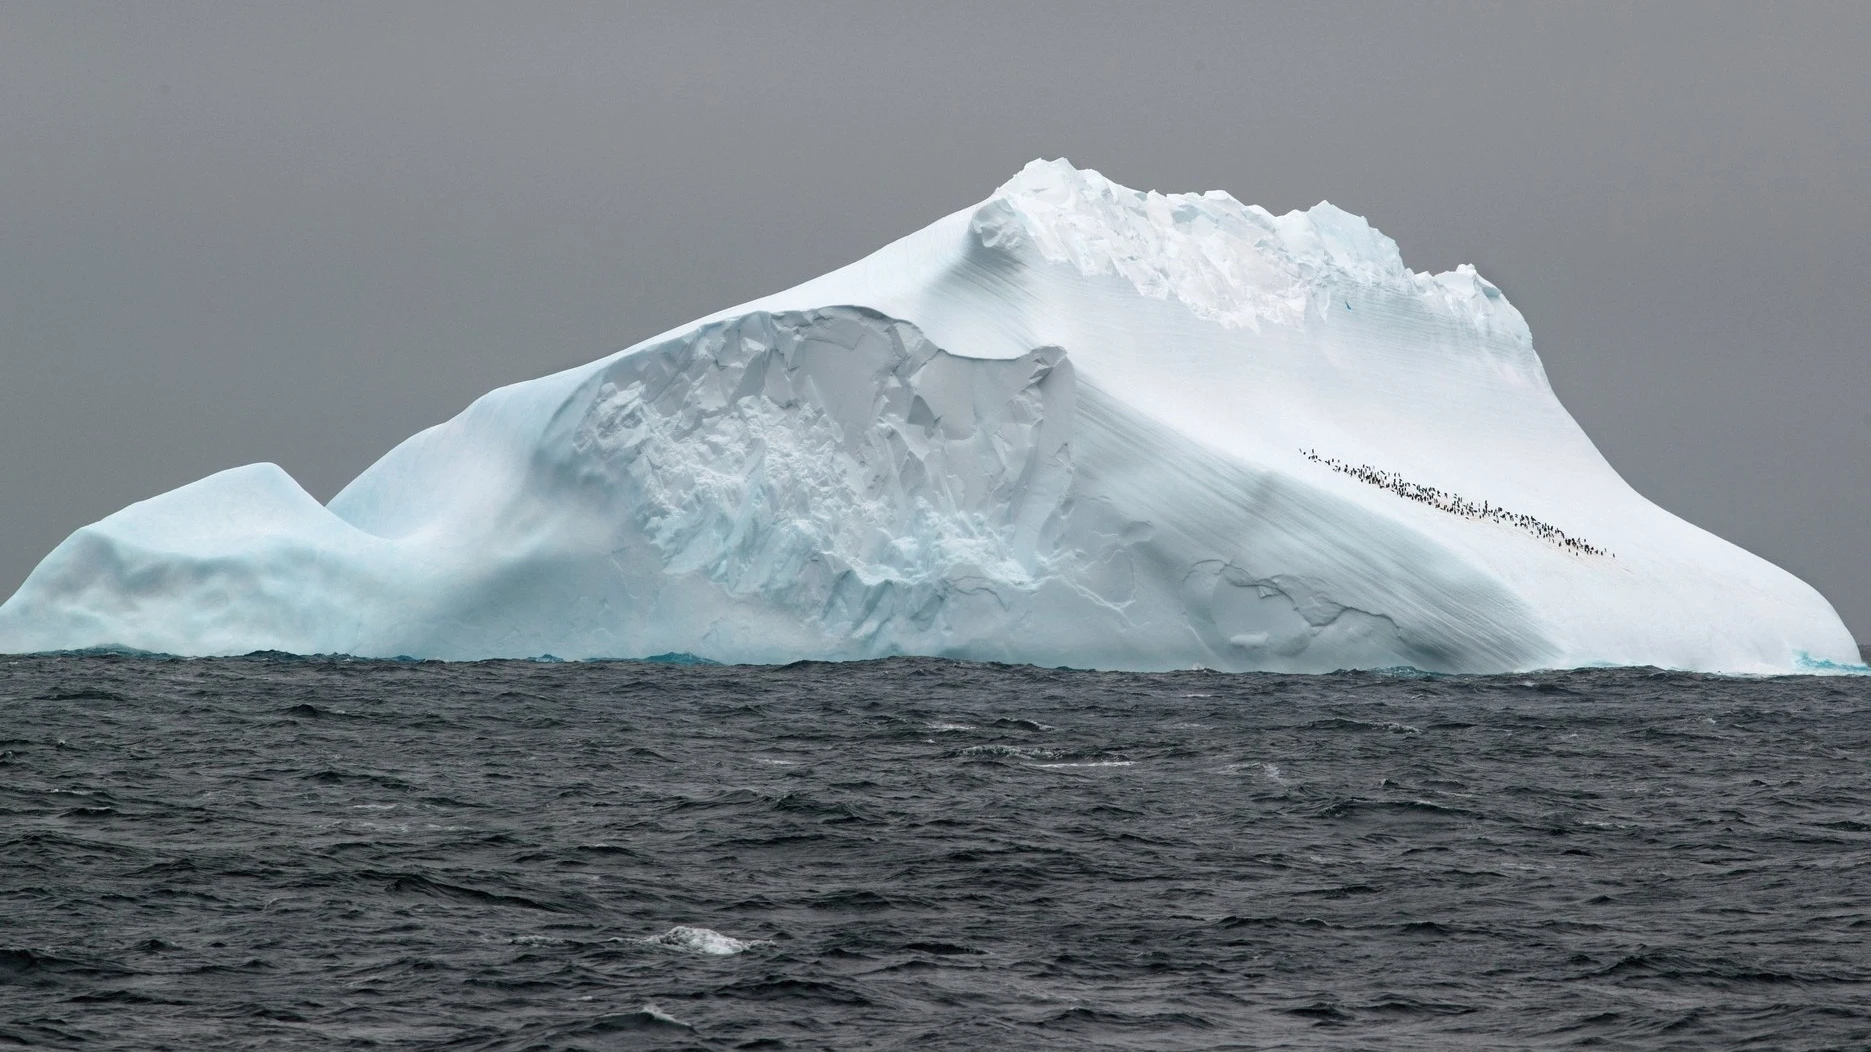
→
(1, 655, 1867, 1049)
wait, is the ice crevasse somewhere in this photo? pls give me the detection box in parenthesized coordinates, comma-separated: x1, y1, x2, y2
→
(0, 160, 1857, 673)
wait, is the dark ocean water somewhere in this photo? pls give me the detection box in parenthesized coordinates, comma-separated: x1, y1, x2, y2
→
(2, 655, 1868, 1051)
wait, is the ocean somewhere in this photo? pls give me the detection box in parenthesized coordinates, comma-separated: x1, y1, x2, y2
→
(2, 654, 1867, 1050)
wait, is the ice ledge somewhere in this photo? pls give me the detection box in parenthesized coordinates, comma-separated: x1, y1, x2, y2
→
(973, 158, 1529, 343)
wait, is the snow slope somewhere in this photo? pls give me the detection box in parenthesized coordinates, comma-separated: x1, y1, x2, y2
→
(0, 160, 1856, 672)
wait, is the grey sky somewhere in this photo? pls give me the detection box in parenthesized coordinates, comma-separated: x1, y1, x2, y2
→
(2, 2, 1866, 641)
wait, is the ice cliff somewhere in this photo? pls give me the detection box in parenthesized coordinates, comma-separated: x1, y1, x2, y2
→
(0, 160, 1856, 672)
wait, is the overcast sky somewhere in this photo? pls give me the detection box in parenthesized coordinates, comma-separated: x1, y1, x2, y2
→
(2, 2, 1866, 641)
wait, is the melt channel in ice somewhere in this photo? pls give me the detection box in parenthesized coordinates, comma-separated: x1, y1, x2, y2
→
(0, 160, 1858, 673)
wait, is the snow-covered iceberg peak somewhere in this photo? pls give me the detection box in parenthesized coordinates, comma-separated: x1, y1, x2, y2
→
(971, 158, 1530, 349)
(0, 160, 1857, 672)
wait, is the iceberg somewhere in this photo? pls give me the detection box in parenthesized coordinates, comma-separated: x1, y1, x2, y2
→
(0, 160, 1856, 673)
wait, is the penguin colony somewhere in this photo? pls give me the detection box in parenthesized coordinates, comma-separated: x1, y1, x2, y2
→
(1300, 449, 1612, 558)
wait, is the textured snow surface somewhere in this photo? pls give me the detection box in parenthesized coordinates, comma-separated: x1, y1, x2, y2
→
(0, 160, 1857, 672)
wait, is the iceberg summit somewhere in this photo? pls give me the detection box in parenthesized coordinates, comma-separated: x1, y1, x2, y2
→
(0, 161, 1856, 673)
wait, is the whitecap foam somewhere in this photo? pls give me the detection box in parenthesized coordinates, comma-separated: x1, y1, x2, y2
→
(1225, 761, 1290, 785)
(959, 744, 1063, 760)
(1031, 760, 1136, 769)
(637, 925, 765, 956)
(991, 717, 1056, 731)
(638, 1004, 692, 1027)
